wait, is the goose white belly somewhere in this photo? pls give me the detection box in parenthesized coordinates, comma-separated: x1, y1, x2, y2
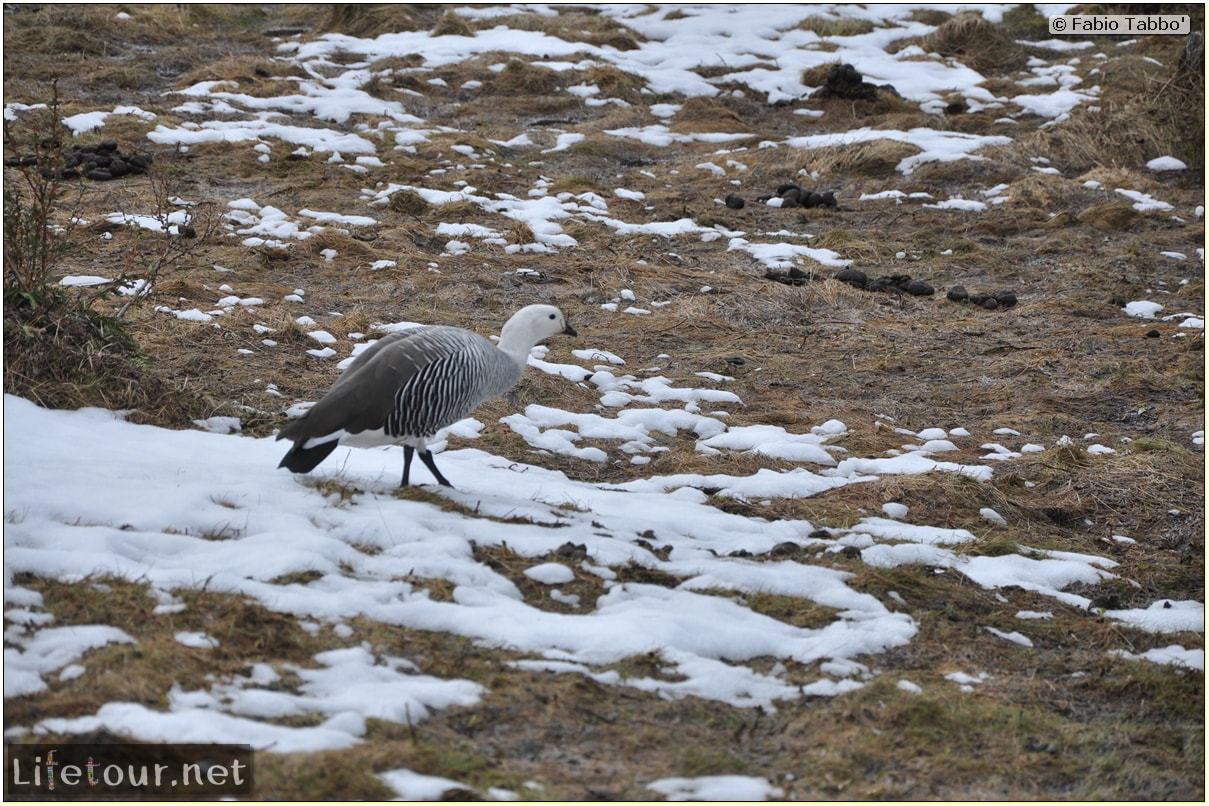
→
(340, 428, 427, 450)
(304, 428, 427, 450)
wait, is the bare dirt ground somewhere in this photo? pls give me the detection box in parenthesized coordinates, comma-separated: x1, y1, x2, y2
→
(4, 4, 1204, 800)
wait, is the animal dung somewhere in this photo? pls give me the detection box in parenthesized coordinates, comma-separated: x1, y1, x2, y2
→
(810, 63, 902, 102)
(6, 140, 154, 181)
(834, 269, 935, 296)
(947, 286, 1019, 310)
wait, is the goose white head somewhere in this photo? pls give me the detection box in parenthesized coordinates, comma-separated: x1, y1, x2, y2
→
(496, 304, 576, 365)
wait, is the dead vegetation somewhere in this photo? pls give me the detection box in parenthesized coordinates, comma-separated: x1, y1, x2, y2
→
(895, 10, 1030, 74)
(3, 3, 1204, 801)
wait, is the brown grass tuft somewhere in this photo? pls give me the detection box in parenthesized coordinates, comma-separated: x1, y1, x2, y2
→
(1078, 201, 1141, 232)
(306, 230, 381, 261)
(808, 138, 924, 179)
(177, 56, 304, 95)
(581, 64, 647, 102)
(3, 292, 227, 426)
(387, 188, 432, 216)
(320, 4, 443, 37)
(1008, 171, 1085, 210)
(900, 11, 1028, 75)
(492, 57, 564, 96)
(796, 15, 877, 38)
(670, 97, 753, 134)
(431, 10, 473, 38)
(907, 8, 953, 26)
(1015, 106, 1181, 173)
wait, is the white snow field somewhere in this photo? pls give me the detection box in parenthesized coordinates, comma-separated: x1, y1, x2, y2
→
(6, 2, 1204, 800)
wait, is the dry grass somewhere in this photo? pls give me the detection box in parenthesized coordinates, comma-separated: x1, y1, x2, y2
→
(1009, 33, 1204, 172)
(176, 56, 307, 96)
(795, 15, 877, 38)
(581, 64, 647, 101)
(893, 10, 1029, 74)
(431, 9, 474, 38)
(668, 97, 753, 134)
(809, 139, 925, 179)
(3, 3, 1204, 801)
(465, 5, 645, 51)
(1017, 104, 1184, 173)
(319, 4, 445, 38)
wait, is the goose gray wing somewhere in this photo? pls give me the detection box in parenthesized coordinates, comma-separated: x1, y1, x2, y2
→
(328, 328, 421, 391)
(277, 326, 513, 447)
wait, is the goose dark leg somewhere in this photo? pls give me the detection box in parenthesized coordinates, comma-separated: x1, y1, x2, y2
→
(402, 445, 415, 487)
(418, 449, 453, 487)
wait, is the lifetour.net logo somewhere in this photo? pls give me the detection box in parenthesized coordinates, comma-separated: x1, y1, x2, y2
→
(5, 743, 254, 798)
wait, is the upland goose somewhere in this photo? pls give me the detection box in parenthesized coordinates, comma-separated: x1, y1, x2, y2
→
(277, 304, 576, 487)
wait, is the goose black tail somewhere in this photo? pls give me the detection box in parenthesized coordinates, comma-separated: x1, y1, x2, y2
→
(278, 439, 339, 474)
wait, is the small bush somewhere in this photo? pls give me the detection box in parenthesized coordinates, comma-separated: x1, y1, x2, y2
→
(3, 101, 77, 297)
(2, 84, 220, 424)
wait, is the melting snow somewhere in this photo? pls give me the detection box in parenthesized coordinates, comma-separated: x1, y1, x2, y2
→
(3, 5, 1202, 794)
